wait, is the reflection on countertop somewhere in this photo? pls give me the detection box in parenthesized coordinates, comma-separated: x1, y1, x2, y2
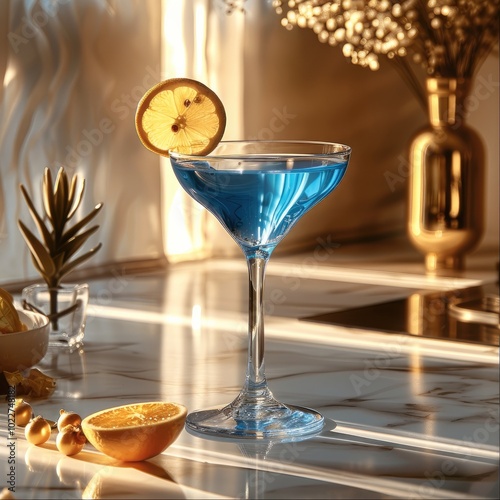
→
(1, 240, 498, 499)
(303, 284, 499, 346)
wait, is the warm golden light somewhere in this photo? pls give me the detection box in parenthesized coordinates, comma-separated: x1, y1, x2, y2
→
(273, 0, 500, 108)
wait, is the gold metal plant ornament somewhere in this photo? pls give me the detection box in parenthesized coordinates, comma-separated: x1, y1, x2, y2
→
(18, 167, 103, 328)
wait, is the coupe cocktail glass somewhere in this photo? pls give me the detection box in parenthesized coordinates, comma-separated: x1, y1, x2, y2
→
(169, 140, 351, 439)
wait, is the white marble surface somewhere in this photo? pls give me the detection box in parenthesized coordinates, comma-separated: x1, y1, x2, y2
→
(1, 248, 498, 499)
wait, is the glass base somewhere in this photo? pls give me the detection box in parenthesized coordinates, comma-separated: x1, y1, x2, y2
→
(186, 402, 324, 439)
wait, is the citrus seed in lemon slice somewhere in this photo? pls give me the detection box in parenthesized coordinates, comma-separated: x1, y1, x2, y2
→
(81, 402, 187, 462)
(135, 78, 226, 157)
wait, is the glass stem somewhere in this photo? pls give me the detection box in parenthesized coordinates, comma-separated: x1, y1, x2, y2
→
(228, 252, 287, 419)
(245, 256, 268, 391)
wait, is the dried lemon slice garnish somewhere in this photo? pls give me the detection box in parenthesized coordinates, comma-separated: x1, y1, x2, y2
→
(135, 78, 226, 157)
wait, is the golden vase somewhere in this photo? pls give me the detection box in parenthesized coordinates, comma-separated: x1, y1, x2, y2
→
(407, 77, 485, 273)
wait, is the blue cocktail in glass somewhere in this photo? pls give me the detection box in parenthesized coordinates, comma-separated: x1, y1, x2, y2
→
(170, 140, 351, 439)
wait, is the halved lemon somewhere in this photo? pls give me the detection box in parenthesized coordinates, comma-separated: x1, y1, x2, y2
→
(81, 402, 187, 462)
(135, 78, 226, 157)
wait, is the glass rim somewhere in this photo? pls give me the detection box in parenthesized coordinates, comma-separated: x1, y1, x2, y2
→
(169, 139, 351, 161)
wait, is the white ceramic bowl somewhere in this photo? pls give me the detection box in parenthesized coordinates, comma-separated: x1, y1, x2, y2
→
(0, 310, 50, 372)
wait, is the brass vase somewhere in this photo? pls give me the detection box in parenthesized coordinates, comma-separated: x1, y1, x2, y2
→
(407, 77, 485, 273)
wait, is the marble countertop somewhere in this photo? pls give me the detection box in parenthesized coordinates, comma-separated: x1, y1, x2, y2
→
(1, 245, 498, 499)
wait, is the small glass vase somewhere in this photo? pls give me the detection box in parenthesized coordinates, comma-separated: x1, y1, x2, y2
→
(22, 283, 89, 349)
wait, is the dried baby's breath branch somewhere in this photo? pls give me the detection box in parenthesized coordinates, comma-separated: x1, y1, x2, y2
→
(273, 0, 500, 110)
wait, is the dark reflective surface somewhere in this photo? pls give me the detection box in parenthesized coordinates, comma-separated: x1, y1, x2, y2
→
(302, 284, 499, 346)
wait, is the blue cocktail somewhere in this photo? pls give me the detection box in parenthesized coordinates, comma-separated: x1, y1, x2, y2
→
(170, 140, 351, 439)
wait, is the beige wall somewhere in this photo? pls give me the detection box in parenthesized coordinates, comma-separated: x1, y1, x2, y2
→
(1, 1, 497, 287)
(0, 0, 164, 285)
(242, 1, 499, 255)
